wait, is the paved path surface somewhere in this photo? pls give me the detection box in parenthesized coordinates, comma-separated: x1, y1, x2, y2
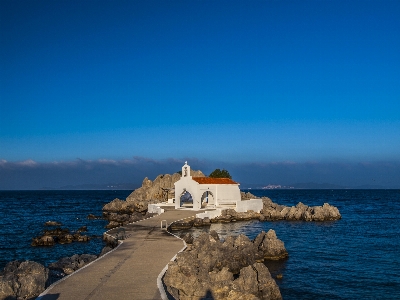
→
(38, 209, 200, 300)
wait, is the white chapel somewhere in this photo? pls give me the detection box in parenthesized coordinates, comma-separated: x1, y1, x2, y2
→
(174, 162, 242, 210)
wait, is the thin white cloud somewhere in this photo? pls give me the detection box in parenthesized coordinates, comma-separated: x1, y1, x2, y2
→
(17, 159, 38, 167)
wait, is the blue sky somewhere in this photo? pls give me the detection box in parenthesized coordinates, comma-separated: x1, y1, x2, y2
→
(1, 0, 399, 189)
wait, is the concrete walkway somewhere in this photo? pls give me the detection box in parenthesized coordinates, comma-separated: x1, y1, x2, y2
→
(37, 209, 200, 300)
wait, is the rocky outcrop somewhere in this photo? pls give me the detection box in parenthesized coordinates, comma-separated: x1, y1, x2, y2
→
(164, 231, 285, 299)
(174, 197, 341, 229)
(31, 227, 90, 247)
(102, 170, 203, 229)
(261, 198, 341, 221)
(241, 191, 258, 200)
(0, 260, 48, 300)
(126, 170, 205, 203)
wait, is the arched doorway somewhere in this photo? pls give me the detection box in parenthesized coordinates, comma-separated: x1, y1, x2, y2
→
(201, 191, 215, 208)
(180, 190, 193, 208)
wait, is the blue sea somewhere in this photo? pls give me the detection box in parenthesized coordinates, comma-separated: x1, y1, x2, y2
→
(0, 190, 131, 270)
(1, 189, 400, 299)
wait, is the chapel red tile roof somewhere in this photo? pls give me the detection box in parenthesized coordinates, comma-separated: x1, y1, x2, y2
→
(192, 177, 239, 185)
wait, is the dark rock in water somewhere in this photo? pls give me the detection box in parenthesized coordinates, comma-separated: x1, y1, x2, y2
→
(31, 235, 56, 246)
(261, 198, 341, 221)
(163, 231, 285, 299)
(74, 233, 90, 242)
(253, 230, 289, 260)
(0, 260, 48, 300)
(48, 254, 97, 276)
(87, 213, 102, 220)
(77, 226, 88, 232)
(31, 226, 91, 246)
(58, 233, 74, 244)
(43, 227, 70, 236)
(44, 220, 62, 226)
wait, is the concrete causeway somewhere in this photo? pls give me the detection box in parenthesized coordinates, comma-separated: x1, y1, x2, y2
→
(37, 209, 200, 300)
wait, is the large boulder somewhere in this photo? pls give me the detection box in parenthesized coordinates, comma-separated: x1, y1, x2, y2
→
(164, 231, 285, 299)
(253, 230, 289, 260)
(0, 261, 48, 300)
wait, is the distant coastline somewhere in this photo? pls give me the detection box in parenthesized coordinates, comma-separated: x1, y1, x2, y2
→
(241, 182, 392, 189)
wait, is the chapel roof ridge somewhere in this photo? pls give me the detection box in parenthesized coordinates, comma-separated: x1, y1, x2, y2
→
(192, 177, 239, 185)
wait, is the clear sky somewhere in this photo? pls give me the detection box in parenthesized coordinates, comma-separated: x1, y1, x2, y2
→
(1, 0, 400, 189)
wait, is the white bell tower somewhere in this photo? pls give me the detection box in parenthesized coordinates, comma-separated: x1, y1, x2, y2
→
(181, 161, 191, 178)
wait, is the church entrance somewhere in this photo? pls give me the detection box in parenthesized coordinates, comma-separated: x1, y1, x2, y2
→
(201, 191, 215, 208)
(180, 190, 193, 208)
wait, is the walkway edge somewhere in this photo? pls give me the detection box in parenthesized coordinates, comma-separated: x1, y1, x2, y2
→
(36, 215, 158, 299)
(157, 216, 194, 300)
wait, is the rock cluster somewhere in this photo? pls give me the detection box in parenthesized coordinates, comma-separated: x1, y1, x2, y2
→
(0, 260, 48, 300)
(31, 226, 91, 246)
(170, 197, 341, 230)
(261, 198, 341, 221)
(164, 230, 286, 299)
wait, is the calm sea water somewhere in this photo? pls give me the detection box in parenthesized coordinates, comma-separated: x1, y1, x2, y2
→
(0, 190, 131, 270)
(1, 190, 399, 299)
(185, 189, 400, 300)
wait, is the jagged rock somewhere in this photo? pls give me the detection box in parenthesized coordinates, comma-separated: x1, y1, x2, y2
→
(240, 191, 260, 200)
(253, 230, 288, 260)
(48, 254, 97, 276)
(164, 232, 284, 299)
(102, 198, 135, 213)
(0, 260, 48, 300)
(261, 199, 341, 221)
